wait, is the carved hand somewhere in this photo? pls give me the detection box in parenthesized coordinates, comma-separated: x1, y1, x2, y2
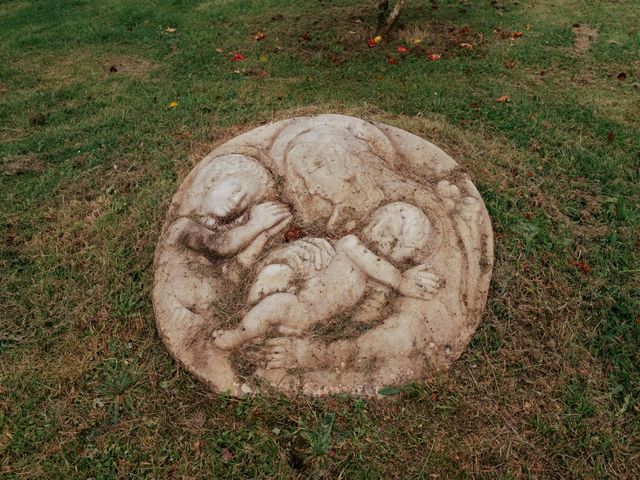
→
(249, 202, 292, 231)
(398, 264, 441, 300)
(280, 238, 336, 271)
(265, 215, 293, 237)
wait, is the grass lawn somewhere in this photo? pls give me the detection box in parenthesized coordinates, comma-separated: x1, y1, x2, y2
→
(1, 0, 639, 478)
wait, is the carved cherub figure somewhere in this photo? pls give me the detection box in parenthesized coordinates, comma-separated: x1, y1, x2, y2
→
(159, 154, 291, 318)
(212, 202, 441, 350)
(175, 154, 292, 267)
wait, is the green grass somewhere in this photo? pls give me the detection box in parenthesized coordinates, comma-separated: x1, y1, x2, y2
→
(1, 0, 639, 478)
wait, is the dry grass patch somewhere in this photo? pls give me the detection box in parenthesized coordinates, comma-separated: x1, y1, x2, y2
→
(1, 153, 45, 175)
(572, 24, 598, 54)
(104, 55, 155, 78)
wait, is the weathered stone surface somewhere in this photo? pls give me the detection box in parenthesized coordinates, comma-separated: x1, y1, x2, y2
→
(153, 114, 493, 396)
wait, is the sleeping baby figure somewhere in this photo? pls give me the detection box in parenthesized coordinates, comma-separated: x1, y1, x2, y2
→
(212, 202, 441, 350)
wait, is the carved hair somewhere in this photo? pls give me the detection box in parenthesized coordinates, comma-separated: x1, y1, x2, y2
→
(180, 154, 274, 216)
(269, 114, 398, 174)
(367, 202, 432, 253)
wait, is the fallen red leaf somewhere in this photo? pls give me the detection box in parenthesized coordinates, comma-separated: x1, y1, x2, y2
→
(397, 45, 408, 53)
(428, 53, 441, 61)
(231, 53, 245, 61)
(367, 38, 376, 48)
(512, 31, 523, 38)
(387, 56, 398, 64)
(496, 95, 510, 103)
(570, 261, 591, 274)
(284, 226, 304, 242)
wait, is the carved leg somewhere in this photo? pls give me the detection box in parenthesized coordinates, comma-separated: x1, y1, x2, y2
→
(213, 292, 304, 350)
(247, 263, 295, 305)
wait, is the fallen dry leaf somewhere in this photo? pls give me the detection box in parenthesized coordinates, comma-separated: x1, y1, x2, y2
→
(374, 35, 382, 44)
(168, 101, 178, 108)
(413, 38, 422, 44)
(496, 95, 510, 103)
(254, 31, 266, 41)
(284, 226, 304, 242)
(504, 60, 516, 69)
(459, 42, 474, 49)
(494, 28, 512, 39)
(570, 260, 591, 274)
(244, 67, 268, 78)
(512, 31, 523, 38)
(215, 48, 223, 53)
(617, 72, 627, 81)
(221, 448, 234, 462)
(387, 56, 398, 64)
(165, 27, 176, 33)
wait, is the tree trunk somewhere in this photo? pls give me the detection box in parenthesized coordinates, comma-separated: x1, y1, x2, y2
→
(379, 0, 405, 34)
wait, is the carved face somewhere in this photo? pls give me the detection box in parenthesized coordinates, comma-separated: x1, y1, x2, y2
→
(203, 174, 256, 218)
(286, 141, 385, 227)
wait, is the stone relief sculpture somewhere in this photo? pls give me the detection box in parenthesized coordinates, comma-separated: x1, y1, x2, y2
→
(153, 114, 494, 396)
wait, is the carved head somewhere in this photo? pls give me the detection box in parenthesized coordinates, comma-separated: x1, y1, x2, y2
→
(187, 154, 273, 219)
(363, 202, 431, 263)
(284, 126, 386, 227)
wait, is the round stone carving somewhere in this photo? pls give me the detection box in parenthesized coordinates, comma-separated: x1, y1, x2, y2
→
(153, 114, 493, 396)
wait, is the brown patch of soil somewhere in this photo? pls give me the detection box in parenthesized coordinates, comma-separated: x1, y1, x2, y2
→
(572, 25, 598, 54)
(1, 154, 45, 175)
(105, 56, 155, 78)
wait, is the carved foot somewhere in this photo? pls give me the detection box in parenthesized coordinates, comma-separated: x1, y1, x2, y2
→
(262, 337, 312, 369)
